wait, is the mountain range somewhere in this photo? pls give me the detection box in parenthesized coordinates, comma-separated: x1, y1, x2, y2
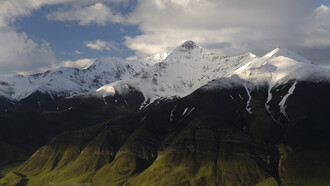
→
(0, 54, 163, 112)
(0, 41, 330, 186)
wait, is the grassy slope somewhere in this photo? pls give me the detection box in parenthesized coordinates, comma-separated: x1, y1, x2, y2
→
(1, 82, 330, 185)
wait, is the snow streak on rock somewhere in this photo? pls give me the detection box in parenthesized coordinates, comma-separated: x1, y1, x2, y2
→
(279, 81, 297, 119)
(182, 107, 189, 116)
(185, 107, 195, 117)
(265, 83, 274, 115)
(230, 95, 235, 100)
(243, 83, 252, 114)
(170, 103, 178, 123)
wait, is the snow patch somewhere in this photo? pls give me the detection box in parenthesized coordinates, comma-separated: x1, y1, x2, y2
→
(140, 115, 147, 123)
(95, 84, 116, 97)
(230, 95, 235, 100)
(238, 94, 243, 100)
(265, 83, 274, 114)
(124, 100, 129, 107)
(182, 107, 189, 116)
(102, 97, 107, 105)
(185, 107, 195, 117)
(169, 103, 178, 123)
(279, 81, 297, 119)
(48, 91, 54, 100)
(243, 83, 252, 114)
(63, 107, 73, 111)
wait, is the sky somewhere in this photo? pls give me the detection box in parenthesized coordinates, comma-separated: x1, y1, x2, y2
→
(0, 0, 330, 74)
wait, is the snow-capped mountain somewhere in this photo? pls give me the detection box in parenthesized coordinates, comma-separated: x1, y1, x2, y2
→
(1, 40, 329, 113)
(2, 41, 330, 186)
(233, 47, 329, 85)
(95, 41, 257, 104)
(0, 56, 160, 102)
(94, 41, 330, 108)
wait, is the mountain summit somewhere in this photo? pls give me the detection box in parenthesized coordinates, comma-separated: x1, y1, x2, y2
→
(264, 48, 311, 64)
(0, 55, 161, 111)
(1, 41, 330, 186)
(0, 40, 329, 112)
(93, 41, 329, 110)
(180, 40, 199, 50)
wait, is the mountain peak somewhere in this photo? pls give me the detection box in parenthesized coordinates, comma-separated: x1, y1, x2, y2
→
(164, 40, 204, 61)
(146, 52, 168, 62)
(181, 40, 198, 50)
(242, 52, 257, 58)
(264, 48, 311, 64)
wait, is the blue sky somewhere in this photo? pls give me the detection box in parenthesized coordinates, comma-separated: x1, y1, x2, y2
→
(15, 8, 137, 61)
(1, 0, 330, 74)
(317, 0, 330, 5)
(13, 2, 138, 62)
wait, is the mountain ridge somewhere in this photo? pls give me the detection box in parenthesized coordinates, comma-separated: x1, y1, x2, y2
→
(1, 41, 330, 186)
(0, 55, 162, 112)
(1, 40, 327, 105)
(90, 41, 329, 110)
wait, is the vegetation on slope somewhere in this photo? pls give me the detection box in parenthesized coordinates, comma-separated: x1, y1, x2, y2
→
(1, 82, 330, 185)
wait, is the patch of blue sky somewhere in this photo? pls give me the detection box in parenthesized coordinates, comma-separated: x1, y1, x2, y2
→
(316, 0, 330, 6)
(13, 3, 139, 62)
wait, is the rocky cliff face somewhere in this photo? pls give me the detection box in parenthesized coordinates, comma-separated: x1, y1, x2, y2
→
(1, 78, 329, 185)
(1, 41, 330, 185)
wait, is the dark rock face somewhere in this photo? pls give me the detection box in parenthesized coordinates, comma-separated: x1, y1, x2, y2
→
(1, 80, 330, 185)
(181, 40, 198, 50)
(0, 97, 15, 112)
(0, 91, 60, 112)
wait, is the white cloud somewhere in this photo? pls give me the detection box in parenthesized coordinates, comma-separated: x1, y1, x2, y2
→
(47, 3, 126, 26)
(0, 27, 56, 74)
(1, 0, 330, 74)
(125, 0, 311, 53)
(39, 58, 95, 72)
(0, 0, 85, 28)
(0, 0, 127, 74)
(122, 0, 330, 65)
(84, 40, 119, 51)
(125, 56, 138, 61)
(0, 0, 127, 27)
(56, 58, 95, 69)
(41, 0, 330, 65)
(301, 4, 330, 48)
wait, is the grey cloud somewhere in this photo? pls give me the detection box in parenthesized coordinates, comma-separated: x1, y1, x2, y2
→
(84, 40, 120, 51)
(47, 3, 127, 26)
(124, 0, 330, 65)
(1, 0, 330, 74)
(0, 28, 56, 74)
(0, 0, 128, 74)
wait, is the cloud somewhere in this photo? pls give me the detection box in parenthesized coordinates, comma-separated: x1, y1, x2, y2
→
(0, 27, 56, 74)
(38, 58, 95, 72)
(84, 40, 119, 51)
(1, 0, 330, 74)
(123, 0, 330, 65)
(302, 5, 330, 48)
(56, 58, 95, 69)
(47, 3, 126, 26)
(0, 0, 127, 74)
(0, 0, 59, 74)
(0, 0, 127, 26)
(125, 56, 138, 61)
